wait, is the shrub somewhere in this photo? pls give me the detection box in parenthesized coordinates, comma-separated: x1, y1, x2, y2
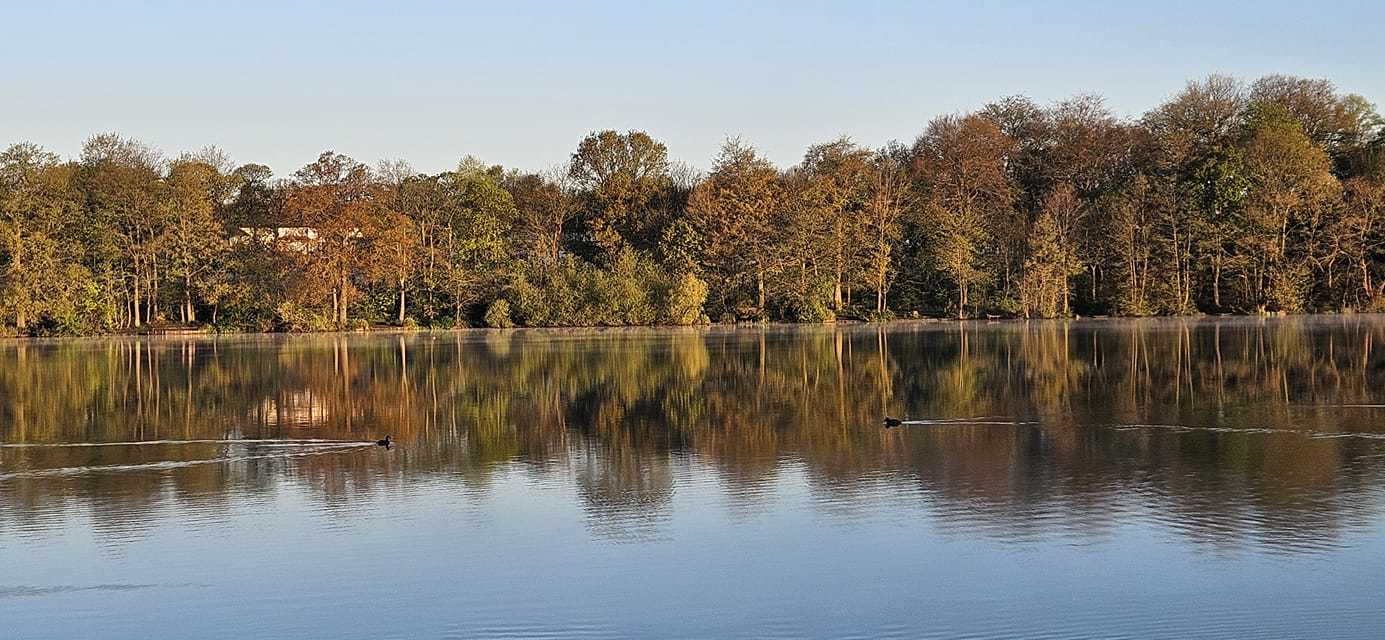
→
(663, 273, 708, 325)
(506, 251, 704, 327)
(484, 299, 514, 328)
(783, 279, 836, 323)
(274, 303, 332, 333)
(1268, 265, 1310, 314)
(791, 297, 835, 323)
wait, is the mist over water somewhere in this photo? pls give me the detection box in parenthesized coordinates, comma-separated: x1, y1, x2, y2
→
(3, 317, 1385, 639)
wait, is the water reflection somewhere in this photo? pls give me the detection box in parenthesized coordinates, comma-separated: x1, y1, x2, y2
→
(2, 317, 1384, 553)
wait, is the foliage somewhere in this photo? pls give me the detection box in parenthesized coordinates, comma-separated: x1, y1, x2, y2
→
(484, 299, 513, 328)
(274, 302, 333, 333)
(506, 251, 701, 327)
(665, 273, 709, 325)
(2, 73, 1384, 336)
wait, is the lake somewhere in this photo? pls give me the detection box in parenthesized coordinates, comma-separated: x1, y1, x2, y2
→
(2, 317, 1385, 639)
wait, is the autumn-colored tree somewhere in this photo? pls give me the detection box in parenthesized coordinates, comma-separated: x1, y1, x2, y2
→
(685, 138, 782, 317)
(863, 144, 912, 315)
(2, 72, 1382, 334)
(913, 115, 1018, 317)
(372, 160, 426, 325)
(505, 165, 579, 268)
(285, 151, 381, 326)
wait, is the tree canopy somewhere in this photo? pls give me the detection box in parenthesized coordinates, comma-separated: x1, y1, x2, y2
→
(2, 73, 1384, 335)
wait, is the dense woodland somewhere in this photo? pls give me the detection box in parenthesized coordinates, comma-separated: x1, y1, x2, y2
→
(2, 74, 1384, 335)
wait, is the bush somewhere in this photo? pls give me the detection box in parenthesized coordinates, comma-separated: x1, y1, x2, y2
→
(1268, 265, 1310, 313)
(791, 297, 836, 323)
(484, 299, 513, 328)
(784, 278, 836, 323)
(863, 309, 896, 323)
(274, 303, 332, 333)
(591, 250, 658, 324)
(506, 251, 706, 327)
(664, 273, 708, 325)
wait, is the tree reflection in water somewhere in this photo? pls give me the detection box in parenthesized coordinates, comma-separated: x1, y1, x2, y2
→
(2, 316, 1383, 550)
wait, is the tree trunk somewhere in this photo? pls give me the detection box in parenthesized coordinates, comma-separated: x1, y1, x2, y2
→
(1363, 259, 1373, 303)
(132, 279, 142, 327)
(756, 267, 765, 315)
(833, 268, 843, 310)
(397, 277, 407, 325)
(338, 271, 349, 326)
(1213, 259, 1222, 309)
(184, 275, 195, 324)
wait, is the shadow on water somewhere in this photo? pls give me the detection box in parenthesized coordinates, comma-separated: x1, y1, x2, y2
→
(1, 316, 1385, 551)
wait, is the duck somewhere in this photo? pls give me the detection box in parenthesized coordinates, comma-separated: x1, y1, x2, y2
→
(375, 435, 393, 448)
(883, 417, 903, 428)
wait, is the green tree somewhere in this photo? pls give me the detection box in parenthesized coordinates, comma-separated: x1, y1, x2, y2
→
(0, 144, 85, 332)
(435, 159, 515, 325)
(77, 133, 164, 327)
(161, 155, 232, 323)
(568, 130, 673, 261)
(798, 138, 871, 312)
(1020, 187, 1084, 317)
(1237, 104, 1340, 312)
(1142, 75, 1248, 313)
(1336, 175, 1385, 307)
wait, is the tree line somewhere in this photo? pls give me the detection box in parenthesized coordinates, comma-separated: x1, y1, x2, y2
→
(2, 73, 1383, 335)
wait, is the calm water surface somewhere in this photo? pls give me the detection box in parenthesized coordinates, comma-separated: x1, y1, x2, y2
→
(3, 318, 1385, 639)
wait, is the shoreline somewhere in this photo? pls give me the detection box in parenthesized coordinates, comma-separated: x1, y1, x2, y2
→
(3, 313, 1380, 343)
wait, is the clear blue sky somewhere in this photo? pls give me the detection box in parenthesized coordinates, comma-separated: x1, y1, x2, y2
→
(3, 0, 1382, 176)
